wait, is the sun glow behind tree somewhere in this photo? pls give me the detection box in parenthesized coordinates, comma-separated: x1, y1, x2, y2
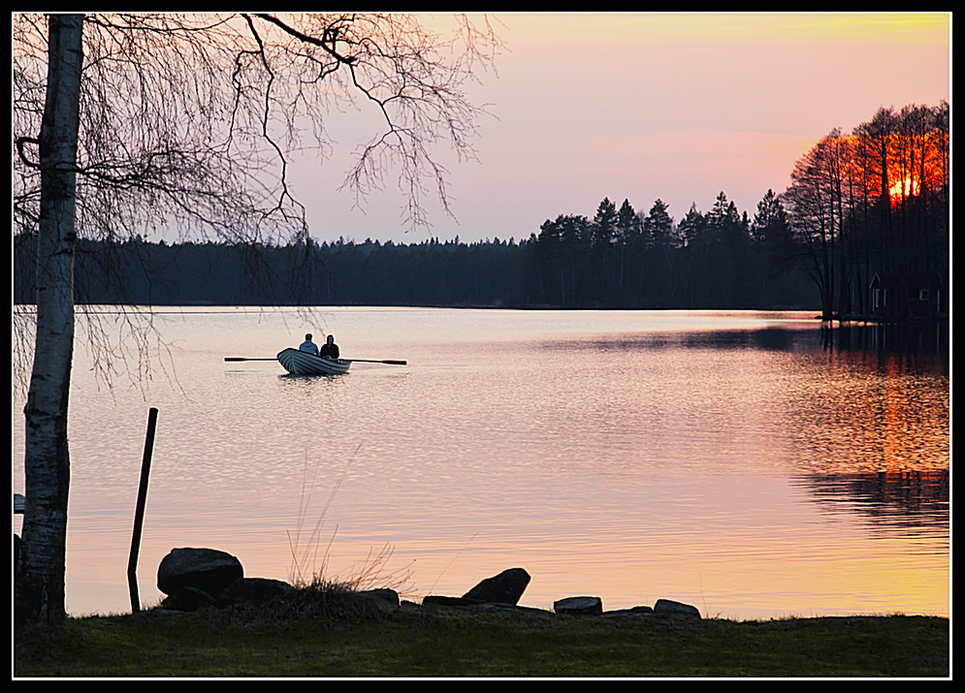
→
(781, 102, 948, 320)
(889, 176, 921, 206)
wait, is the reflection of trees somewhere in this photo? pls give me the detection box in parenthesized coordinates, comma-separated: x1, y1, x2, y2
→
(822, 322, 948, 365)
(540, 326, 821, 355)
(793, 471, 949, 534)
(783, 348, 949, 475)
(534, 323, 949, 480)
(545, 323, 949, 363)
(678, 327, 815, 352)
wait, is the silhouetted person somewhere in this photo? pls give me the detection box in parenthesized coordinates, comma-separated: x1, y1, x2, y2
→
(320, 334, 340, 360)
(299, 333, 319, 356)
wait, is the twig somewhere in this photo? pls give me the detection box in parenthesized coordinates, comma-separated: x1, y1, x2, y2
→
(427, 533, 477, 596)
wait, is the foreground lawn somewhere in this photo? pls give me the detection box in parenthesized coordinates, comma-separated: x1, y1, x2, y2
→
(14, 605, 949, 678)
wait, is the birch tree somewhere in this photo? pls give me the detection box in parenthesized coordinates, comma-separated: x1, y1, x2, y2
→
(14, 12, 499, 624)
(17, 14, 84, 625)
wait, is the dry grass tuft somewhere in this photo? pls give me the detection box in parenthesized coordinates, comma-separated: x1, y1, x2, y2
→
(279, 451, 415, 623)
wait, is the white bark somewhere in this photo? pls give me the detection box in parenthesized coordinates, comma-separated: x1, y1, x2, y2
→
(19, 14, 84, 624)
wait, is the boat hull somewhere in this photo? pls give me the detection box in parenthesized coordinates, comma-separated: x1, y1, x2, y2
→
(276, 348, 351, 376)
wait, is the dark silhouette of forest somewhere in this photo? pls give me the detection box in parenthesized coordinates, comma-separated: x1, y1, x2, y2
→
(14, 102, 948, 317)
(530, 192, 815, 310)
(12, 190, 818, 310)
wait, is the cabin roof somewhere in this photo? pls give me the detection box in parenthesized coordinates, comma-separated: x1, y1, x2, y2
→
(869, 271, 944, 290)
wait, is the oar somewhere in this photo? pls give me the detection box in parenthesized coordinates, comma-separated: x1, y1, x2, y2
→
(225, 356, 407, 365)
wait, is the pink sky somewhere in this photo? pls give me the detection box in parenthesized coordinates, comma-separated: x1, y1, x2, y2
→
(294, 12, 950, 245)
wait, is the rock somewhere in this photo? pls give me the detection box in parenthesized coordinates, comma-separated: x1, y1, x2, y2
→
(554, 596, 603, 616)
(420, 594, 545, 616)
(654, 598, 701, 618)
(161, 586, 218, 612)
(157, 547, 244, 597)
(358, 589, 400, 608)
(219, 577, 293, 607)
(601, 605, 654, 619)
(461, 568, 531, 605)
(357, 589, 400, 612)
(422, 595, 480, 608)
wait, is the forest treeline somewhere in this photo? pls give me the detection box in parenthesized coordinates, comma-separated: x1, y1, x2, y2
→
(13, 231, 535, 308)
(13, 102, 947, 316)
(12, 200, 817, 310)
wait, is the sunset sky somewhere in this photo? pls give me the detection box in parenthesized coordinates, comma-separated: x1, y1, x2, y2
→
(293, 12, 950, 245)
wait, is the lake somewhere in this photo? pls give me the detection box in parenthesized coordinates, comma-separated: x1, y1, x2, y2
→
(12, 308, 949, 621)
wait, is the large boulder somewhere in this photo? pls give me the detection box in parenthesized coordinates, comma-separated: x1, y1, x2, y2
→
(461, 568, 531, 605)
(157, 547, 244, 597)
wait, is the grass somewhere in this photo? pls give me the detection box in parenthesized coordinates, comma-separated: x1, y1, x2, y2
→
(14, 598, 949, 678)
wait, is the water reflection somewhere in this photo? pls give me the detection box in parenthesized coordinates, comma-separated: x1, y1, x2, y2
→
(12, 309, 950, 619)
(792, 470, 949, 537)
(543, 325, 820, 354)
(567, 320, 950, 361)
(678, 327, 818, 351)
(782, 363, 947, 474)
(822, 321, 949, 368)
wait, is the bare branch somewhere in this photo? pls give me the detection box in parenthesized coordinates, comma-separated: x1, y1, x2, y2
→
(13, 12, 501, 390)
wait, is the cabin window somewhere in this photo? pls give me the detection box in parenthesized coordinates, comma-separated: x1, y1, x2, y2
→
(919, 289, 930, 302)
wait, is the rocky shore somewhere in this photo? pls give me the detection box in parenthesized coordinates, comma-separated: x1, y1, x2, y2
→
(156, 547, 701, 620)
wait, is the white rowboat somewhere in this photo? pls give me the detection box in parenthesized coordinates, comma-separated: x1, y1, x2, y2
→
(276, 348, 351, 376)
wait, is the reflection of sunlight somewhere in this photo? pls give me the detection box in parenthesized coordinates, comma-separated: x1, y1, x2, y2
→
(783, 536, 948, 617)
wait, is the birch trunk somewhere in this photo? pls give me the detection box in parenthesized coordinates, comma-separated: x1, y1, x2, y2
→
(19, 14, 84, 625)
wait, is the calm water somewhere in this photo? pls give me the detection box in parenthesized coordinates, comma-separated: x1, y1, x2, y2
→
(12, 309, 949, 620)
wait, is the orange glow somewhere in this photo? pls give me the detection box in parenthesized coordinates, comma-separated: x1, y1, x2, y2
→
(889, 176, 920, 205)
(849, 126, 948, 208)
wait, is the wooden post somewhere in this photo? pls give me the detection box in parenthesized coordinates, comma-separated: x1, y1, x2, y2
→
(128, 407, 158, 613)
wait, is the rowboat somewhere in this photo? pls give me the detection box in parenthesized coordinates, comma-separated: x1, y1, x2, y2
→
(276, 348, 351, 376)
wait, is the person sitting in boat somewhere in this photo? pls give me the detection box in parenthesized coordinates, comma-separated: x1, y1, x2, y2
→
(319, 334, 340, 360)
(299, 333, 319, 356)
